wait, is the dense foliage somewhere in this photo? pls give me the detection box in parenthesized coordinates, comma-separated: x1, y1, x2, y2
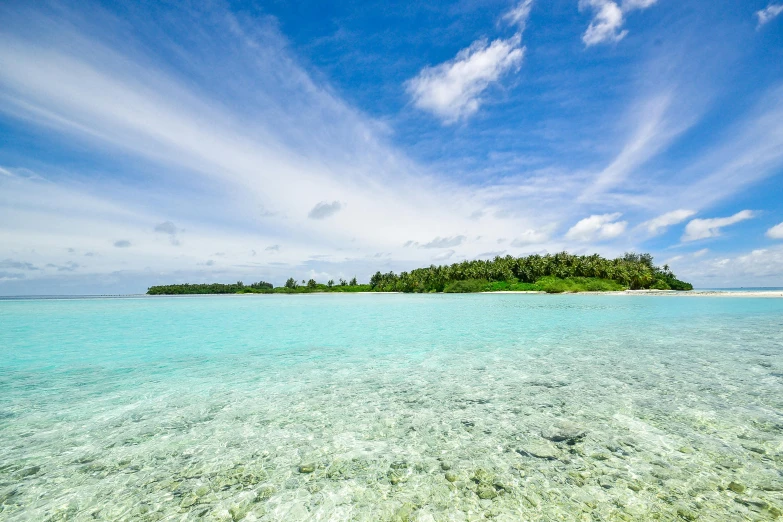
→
(146, 281, 272, 295)
(146, 252, 692, 295)
(368, 252, 692, 292)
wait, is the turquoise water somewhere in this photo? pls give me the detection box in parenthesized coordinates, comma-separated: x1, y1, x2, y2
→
(1, 294, 782, 521)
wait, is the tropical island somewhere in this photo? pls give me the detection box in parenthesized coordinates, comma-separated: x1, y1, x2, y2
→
(147, 252, 693, 295)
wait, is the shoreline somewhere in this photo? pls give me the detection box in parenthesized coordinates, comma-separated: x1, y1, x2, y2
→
(4, 290, 783, 300)
(482, 289, 783, 297)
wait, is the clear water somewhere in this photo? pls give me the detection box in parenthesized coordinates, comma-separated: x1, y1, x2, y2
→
(1, 294, 781, 521)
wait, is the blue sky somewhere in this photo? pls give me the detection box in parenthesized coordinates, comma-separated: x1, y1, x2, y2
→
(1, 0, 782, 294)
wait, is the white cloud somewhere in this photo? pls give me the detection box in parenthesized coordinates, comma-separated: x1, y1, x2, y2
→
(406, 35, 525, 123)
(641, 209, 696, 235)
(671, 246, 783, 287)
(565, 213, 627, 242)
(757, 4, 783, 27)
(579, 0, 658, 46)
(510, 229, 549, 246)
(503, 0, 534, 31)
(580, 0, 626, 45)
(682, 210, 754, 242)
(767, 222, 783, 239)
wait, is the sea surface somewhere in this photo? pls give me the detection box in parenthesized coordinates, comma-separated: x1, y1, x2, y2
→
(1, 294, 782, 521)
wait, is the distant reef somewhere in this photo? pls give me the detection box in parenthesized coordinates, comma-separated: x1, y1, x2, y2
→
(146, 252, 693, 295)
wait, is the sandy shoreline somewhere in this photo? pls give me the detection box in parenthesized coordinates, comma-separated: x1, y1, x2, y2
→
(483, 289, 783, 297)
(33, 290, 778, 299)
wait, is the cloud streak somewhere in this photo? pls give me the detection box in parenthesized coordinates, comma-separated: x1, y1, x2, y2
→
(682, 210, 754, 242)
(641, 209, 696, 235)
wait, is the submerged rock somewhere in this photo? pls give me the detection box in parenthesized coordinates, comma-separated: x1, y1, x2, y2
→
(297, 463, 315, 474)
(444, 471, 458, 482)
(390, 502, 415, 522)
(477, 485, 498, 500)
(471, 468, 494, 485)
(541, 421, 587, 444)
(676, 505, 698, 521)
(517, 441, 559, 460)
(180, 495, 198, 508)
(15, 465, 41, 478)
(728, 481, 746, 494)
(740, 443, 765, 455)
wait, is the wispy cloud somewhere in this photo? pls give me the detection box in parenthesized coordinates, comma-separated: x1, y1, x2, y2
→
(565, 213, 627, 242)
(113, 240, 132, 248)
(503, 0, 534, 31)
(421, 236, 466, 249)
(641, 209, 696, 235)
(406, 36, 525, 123)
(682, 210, 754, 242)
(432, 249, 456, 261)
(756, 4, 783, 27)
(46, 261, 80, 272)
(0, 259, 39, 271)
(767, 222, 783, 239)
(579, 0, 658, 46)
(510, 229, 549, 246)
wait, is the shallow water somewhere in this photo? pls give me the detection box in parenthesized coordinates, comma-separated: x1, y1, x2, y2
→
(1, 294, 782, 521)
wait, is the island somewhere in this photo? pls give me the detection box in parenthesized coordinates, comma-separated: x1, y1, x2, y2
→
(146, 252, 693, 295)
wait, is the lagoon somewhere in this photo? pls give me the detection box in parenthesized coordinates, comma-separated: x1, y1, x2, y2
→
(1, 294, 782, 520)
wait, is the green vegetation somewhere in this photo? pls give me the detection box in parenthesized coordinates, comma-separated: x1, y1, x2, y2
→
(146, 281, 272, 295)
(367, 252, 691, 293)
(147, 252, 693, 295)
(444, 276, 625, 294)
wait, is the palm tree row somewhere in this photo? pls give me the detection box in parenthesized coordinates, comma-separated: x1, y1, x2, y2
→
(368, 252, 691, 292)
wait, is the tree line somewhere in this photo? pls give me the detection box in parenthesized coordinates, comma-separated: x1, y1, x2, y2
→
(146, 252, 692, 295)
(367, 252, 691, 292)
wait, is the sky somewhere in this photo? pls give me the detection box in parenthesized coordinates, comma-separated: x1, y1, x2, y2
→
(1, 0, 782, 294)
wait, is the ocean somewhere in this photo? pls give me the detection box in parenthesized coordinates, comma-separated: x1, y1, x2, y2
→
(1, 294, 781, 520)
